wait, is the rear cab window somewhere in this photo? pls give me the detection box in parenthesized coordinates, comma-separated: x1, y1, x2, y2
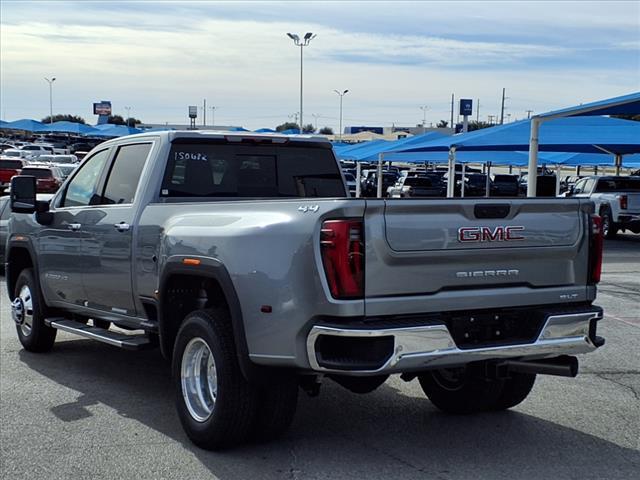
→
(160, 140, 345, 199)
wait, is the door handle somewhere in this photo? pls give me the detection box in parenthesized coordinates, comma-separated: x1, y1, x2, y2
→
(114, 222, 130, 232)
(67, 223, 81, 231)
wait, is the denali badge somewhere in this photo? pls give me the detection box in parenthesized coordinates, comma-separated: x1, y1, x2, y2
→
(458, 226, 525, 242)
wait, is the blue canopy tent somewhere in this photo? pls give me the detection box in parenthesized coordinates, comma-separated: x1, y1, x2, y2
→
(0, 119, 46, 132)
(526, 91, 640, 195)
(37, 121, 99, 135)
(390, 115, 640, 196)
(333, 139, 389, 159)
(228, 127, 250, 132)
(254, 128, 276, 133)
(280, 128, 301, 135)
(339, 131, 448, 162)
(89, 125, 142, 137)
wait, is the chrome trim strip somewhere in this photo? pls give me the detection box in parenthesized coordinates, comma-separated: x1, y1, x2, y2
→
(306, 310, 602, 375)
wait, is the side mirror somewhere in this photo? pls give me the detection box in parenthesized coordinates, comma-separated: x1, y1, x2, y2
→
(10, 176, 37, 214)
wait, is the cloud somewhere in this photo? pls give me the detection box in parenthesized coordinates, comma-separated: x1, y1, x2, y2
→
(0, 1, 638, 129)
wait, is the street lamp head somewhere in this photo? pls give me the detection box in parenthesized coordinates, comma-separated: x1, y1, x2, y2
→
(286, 32, 300, 44)
(343, 89, 349, 95)
(52, 77, 56, 82)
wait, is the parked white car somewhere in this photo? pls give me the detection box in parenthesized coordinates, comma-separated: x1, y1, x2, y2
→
(2, 149, 31, 159)
(19, 144, 51, 158)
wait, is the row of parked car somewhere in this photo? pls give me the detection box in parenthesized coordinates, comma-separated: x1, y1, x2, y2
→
(341, 163, 528, 198)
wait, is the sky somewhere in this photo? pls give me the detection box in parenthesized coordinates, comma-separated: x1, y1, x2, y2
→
(1, 0, 639, 131)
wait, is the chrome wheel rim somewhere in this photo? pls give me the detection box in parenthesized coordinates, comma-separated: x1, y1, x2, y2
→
(16, 285, 34, 337)
(181, 337, 217, 422)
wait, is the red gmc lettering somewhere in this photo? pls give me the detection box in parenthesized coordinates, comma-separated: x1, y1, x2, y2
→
(506, 226, 525, 240)
(458, 227, 480, 242)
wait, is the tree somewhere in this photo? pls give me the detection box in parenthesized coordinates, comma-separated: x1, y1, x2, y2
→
(302, 123, 315, 134)
(107, 115, 126, 125)
(125, 117, 142, 127)
(319, 126, 334, 135)
(467, 120, 493, 132)
(41, 114, 86, 124)
(436, 120, 449, 128)
(275, 122, 300, 132)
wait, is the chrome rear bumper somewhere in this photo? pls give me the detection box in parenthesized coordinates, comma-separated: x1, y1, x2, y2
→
(306, 309, 603, 375)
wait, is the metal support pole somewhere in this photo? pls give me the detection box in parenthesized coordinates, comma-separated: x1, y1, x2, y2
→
(299, 44, 304, 131)
(376, 153, 384, 198)
(447, 147, 456, 198)
(555, 165, 561, 197)
(203, 98, 206, 126)
(461, 163, 466, 198)
(355, 162, 361, 198)
(527, 118, 541, 197)
(339, 95, 343, 140)
(485, 162, 491, 198)
(615, 154, 622, 175)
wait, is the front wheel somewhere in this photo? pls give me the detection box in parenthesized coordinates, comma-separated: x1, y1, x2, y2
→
(173, 308, 258, 450)
(13, 268, 57, 352)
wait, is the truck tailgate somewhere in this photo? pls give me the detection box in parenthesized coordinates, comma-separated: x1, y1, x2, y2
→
(364, 199, 591, 311)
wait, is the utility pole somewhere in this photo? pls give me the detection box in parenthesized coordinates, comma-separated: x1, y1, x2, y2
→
(311, 113, 320, 132)
(450, 93, 454, 128)
(488, 114, 495, 125)
(476, 99, 480, 123)
(526, 109, 534, 119)
(500, 87, 506, 124)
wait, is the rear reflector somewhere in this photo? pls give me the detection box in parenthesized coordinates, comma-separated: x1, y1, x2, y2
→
(589, 215, 603, 284)
(320, 219, 364, 299)
(619, 194, 628, 210)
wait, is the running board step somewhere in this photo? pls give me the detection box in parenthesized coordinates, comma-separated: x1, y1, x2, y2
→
(45, 318, 153, 350)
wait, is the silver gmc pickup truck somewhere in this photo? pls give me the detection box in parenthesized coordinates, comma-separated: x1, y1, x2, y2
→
(5, 131, 605, 449)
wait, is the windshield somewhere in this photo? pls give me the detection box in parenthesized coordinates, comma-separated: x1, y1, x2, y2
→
(21, 168, 53, 179)
(0, 159, 23, 169)
(595, 178, 640, 192)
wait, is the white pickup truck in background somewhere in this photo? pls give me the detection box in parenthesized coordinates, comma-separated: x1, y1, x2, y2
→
(569, 175, 640, 237)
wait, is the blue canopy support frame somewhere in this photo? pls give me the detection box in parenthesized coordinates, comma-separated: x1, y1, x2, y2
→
(527, 91, 640, 196)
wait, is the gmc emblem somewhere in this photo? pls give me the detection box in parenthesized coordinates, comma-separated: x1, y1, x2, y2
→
(458, 226, 525, 242)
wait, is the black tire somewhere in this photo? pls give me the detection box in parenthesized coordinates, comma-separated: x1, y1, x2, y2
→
(14, 268, 57, 352)
(492, 372, 536, 410)
(418, 364, 505, 414)
(250, 374, 299, 442)
(172, 308, 258, 450)
(600, 207, 618, 239)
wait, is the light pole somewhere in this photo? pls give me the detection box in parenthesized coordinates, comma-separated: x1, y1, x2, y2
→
(419, 105, 428, 127)
(287, 32, 316, 132)
(209, 106, 217, 128)
(334, 89, 348, 140)
(44, 77, 56, 123)
(124, 106, 132, 126)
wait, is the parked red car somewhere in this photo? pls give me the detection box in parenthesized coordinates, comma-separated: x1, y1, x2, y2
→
(0, 158, 26, 191)
(19, 165, 65, 193)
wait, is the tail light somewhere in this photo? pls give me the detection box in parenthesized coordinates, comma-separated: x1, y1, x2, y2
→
(619, 195, 628, 210)
(320, 219, 364, 299)
(589, 214, 603, 284)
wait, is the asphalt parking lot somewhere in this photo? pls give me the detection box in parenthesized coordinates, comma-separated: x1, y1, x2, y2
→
(1, 235, 638, 480)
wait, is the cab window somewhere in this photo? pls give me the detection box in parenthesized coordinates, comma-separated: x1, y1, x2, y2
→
(61, 149, 110, 207)
(101, 143, 151, 205)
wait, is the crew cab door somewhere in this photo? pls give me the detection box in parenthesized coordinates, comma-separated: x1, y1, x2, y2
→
(81, 142, 152, 316)
(39, 148, 112, 307)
